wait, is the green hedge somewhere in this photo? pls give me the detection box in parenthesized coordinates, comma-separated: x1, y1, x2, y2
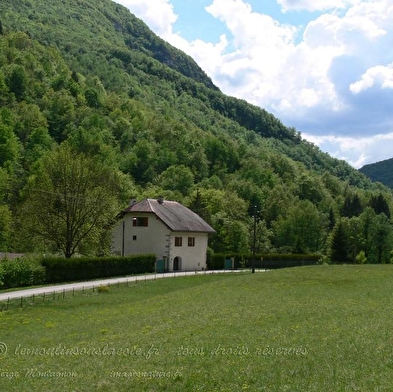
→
(0, 257, 46, 289)
(41, 254, 156, 284)
(208, 253, 321, 270)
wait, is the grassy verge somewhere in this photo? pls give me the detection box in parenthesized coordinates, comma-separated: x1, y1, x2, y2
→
(0, 265, 392, 391)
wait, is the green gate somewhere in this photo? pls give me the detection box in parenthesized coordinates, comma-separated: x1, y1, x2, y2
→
(156, 259, 165, 273)
(224, 258, 234, 270)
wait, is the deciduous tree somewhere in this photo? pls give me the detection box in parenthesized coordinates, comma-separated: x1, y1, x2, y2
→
(157, 164, 194, 196)
(21, 144, 124, 258)
(0, 205, 12, 250)
(273, 200, 327, 253)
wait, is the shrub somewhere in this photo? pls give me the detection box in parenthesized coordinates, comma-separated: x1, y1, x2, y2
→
(356, 251, 367, 264)
(0, 256, 46, 289)
(41, 254, 156, 284)
(97, 285, 110, 293)
(209, 253, 320, 270)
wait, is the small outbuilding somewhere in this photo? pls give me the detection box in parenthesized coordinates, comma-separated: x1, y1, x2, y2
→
(111, 198, 215, 272)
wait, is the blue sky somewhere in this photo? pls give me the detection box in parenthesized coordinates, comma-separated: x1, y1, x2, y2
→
(170, 0, 319, 43)
(114, 0, 393, 168)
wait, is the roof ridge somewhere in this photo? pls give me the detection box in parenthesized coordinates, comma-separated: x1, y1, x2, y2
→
(147, 198, 155, 213)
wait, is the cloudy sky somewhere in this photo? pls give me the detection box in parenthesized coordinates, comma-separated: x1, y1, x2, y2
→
(114, 0, 393, 168)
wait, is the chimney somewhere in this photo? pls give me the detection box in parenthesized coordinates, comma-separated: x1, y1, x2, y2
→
(157, 196, 164, 205)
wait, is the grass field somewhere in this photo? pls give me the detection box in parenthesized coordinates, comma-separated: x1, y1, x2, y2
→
(1, 265, 393, 391)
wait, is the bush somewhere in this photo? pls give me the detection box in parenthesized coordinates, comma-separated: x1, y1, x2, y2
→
(41, 254, 156, 284)
(97, 285, 110, 293)
(208, 253, 320, 270)
(0, 256, 46, 289)
(356, 251, 367, 264)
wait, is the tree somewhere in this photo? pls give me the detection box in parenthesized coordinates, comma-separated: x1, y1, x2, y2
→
(296, 173, 325, 205)
(356, 250, 367, 264)
(24, 128, 54, 170)
(328, 207, 336, 231)
(85, 87, 101, 108)
(0, 71, 9, 105)
(157, 164, 194, 196)
(273, 200, 328, 253)
(41, 89, 76, 142)
(341, 193, 363, 217)
(0, 168, 12, 250)
(201, 189, 249, 252)
(14, 102, 48, 146)
(254, 219, 272, 254)
(188, 189, 210, 223)
(0, 122, 20, 169)
(130, 139, 157, 184)
(225, 220, 249, 254)
(329, 219, 351, 263)
(346, 216, 364, 263)
(369, 193, 390, 218)
(21, 144, 123, 258)
(264, 184, 291, 227)
(368, 213, 392, 264)
(0, 205, 12, 250)
(360, 207, 376, 258)
(7, 65, 27, 100)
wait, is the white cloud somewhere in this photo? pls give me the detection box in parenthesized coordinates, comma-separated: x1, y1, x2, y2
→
(115, 0, 393, 114)
(114, 0, 178, 38)
(114, 0, 393, 165)
(350, 63, 393, 93)
(304, 132, 393, 168)
(277, 0, 356, 12)
(198, 0, 350, 115)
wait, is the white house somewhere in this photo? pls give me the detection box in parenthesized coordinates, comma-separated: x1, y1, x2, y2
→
(112, 198, 215, 272)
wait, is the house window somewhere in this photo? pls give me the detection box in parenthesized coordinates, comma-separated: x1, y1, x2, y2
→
(188, 237, 195, 247)
(175, 237, 182, 247)
(133, 235, 137, 241)
(133, 217, 148, 227)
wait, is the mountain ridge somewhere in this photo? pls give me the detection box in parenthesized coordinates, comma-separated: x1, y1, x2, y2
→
(0, 0, 311, 144)
(1, 0, 217, 89)
(1, 0, 392, 261)
(360, 157, 393, 188)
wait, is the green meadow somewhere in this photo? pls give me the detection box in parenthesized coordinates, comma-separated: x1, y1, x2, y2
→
(1, 266, 393, 391)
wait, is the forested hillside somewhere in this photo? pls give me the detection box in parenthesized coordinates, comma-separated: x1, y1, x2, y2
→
(0, 0, 392, 263)
(360, 158, 393, 188)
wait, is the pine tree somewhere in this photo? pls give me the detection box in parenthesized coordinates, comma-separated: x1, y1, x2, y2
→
(329, 220, 351, 263)
(341, 193, 362, 217)
(370, 193, 390, 218)
(328, 207, 336, 231)
(188, 189, 210, 223)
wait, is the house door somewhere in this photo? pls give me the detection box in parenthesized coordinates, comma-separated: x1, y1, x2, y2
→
(173, 256, 181, 271)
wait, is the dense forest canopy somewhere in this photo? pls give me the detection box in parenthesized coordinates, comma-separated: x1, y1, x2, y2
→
(360, 159, 393, 189)
(0, 0, 392, 263)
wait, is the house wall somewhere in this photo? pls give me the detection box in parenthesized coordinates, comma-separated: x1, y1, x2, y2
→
(168, 232, 208, 271)
(112, 213, 170, 260)
(112, 214, 208, 271)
